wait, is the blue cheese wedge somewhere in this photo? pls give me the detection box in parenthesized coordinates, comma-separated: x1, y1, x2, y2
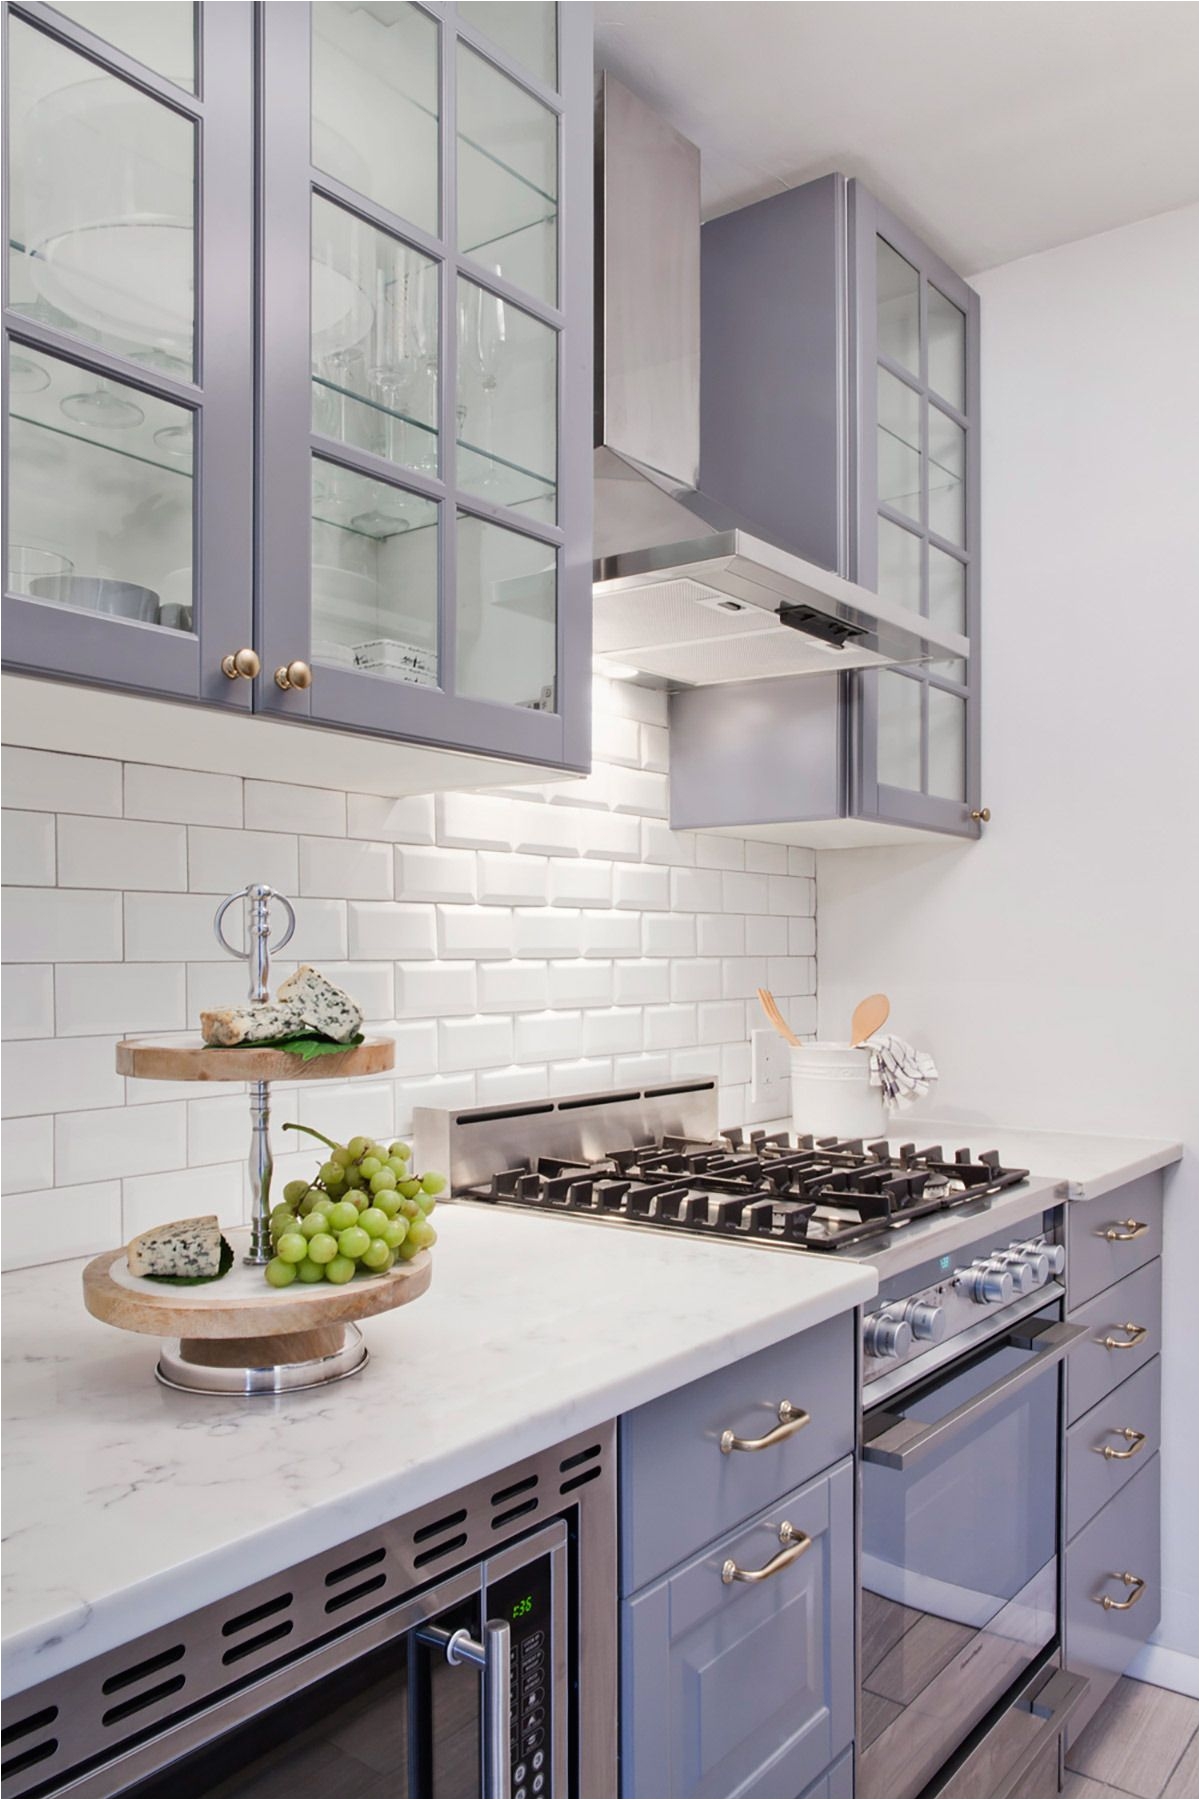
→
(276, 966, 363, 1042)
(128, 1214, 221, 1278)
(200, 1001, 305, 1047)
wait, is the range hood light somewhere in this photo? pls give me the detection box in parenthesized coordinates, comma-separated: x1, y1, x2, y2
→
(593, 656, 641, 681)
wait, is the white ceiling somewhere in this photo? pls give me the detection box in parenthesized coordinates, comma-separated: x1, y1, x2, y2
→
(593, 1, 1199, 275)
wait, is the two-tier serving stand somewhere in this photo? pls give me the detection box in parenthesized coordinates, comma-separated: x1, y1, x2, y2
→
(83, 884, 430, 1396)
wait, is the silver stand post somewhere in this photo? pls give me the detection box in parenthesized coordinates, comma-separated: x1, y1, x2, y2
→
(213, 883, 296, 1267)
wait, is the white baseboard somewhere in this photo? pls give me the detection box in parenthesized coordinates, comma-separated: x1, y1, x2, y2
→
(1126, 1642, 1200, 1697)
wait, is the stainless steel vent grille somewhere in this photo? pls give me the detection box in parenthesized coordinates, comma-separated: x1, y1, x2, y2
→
(0, 1423, 615, 1798)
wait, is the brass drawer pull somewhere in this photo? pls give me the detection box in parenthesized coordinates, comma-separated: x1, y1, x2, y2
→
(719, 1400, 809, 1455)
(1096, 1427, 1147, 1461)
(1102, 1322, 1148, 1351)
(722, 1521, 811, 1586)
(1101, 1220, 1149, 1242)
(1095, 1571, 1146, 1611)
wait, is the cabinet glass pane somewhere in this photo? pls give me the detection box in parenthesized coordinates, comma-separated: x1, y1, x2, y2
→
(457, 514, 556, 708)
(928, 543, 966, 638)
(458, 2, 557, 89)
(876, 237, 919, 375)
(457, 278, 556, 519)
(877, 368, 921, 523)
(928, 406, 966, 546)
(876, 670, 922, 792)
(311, 1, 439, 237)
(877, 516, 921, 610)
(51, 3, 195, 90)
(458, 45, 558, 304)
(7, 342, 193, 627)
(311, 197, 439, 476)
(7, 19, 196, 374)
(928, 686, 967, 800)
(928, 285, 966, 412)
(311, 458, 439, 682)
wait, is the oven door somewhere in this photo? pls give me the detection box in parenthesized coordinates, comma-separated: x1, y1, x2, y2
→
(59, 1523, 568, 1800)
(858, 1313, 1084, 1800)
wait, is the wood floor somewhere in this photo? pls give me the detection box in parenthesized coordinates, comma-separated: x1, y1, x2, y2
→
(1062, 1678, 1198, 1799)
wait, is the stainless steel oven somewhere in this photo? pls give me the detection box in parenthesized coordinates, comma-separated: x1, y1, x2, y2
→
(856, 1218, 1086, 1799)
(1, 1428, 616, 1800)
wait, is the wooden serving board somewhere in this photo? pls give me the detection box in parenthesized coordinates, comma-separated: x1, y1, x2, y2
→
(83, 1232, 431, 1340)
(116, 1034, 395, 1083)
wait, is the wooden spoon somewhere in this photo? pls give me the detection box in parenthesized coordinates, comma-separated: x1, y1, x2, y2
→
(850, 993, 890, 1047)
(757, 987, 801, 1047)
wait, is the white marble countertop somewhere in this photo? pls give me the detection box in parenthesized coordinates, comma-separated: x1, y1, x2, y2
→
(1, 1202, 875, 1699)
(877, 1120, 1182, 1201)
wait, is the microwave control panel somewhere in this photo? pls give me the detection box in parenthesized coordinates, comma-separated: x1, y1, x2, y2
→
(488, 1552, 553, 1797)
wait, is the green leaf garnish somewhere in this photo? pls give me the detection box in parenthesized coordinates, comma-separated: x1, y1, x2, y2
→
(213, 1031, 366, 1060)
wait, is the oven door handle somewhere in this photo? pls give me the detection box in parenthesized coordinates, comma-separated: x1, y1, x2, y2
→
(862, 1319, 1087, 1471)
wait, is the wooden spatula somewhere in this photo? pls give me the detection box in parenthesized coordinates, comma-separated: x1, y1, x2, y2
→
(850, 993, 889, 1047)
(757, 987, 801, 1047)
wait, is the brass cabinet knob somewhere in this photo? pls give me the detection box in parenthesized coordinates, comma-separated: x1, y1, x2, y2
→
(275, 659, 313, 691)
(221, 648, 261, 680)
(970, 808, 991, 823)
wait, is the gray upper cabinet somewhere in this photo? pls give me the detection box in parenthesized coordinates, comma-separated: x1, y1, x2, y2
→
(3, 0, 592, 773)
(2, 0, 255, 709)
(676, 173, 982, 845)
(257, 0, 591, 768)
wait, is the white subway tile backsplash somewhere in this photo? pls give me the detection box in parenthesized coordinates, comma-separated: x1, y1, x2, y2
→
(579, 910, 641, 958)
(347, 792, 435, 844)
(614, 864, 670, 911)
(301, 836, 392, 900)
(287, 899, 348, 962)
(58, 816, 188, 893)
(349, 901, 436, 961)
(438, 905, 514, 960)
(669, 959, 723, 1003)
(542, 764, 612, 809)
(125, 763, 242, 828)
(381, 1019, 438, 1077)
(188, 1091, 280, 1168)
(603, 679, 668, 726)
(670, 868, 723, 913)
(721, 1041, 752, 1086)
(671, 1045, 719, 1082)
(641, 820, 694, 867)
(477, 853, 547, 906)
(767, 956, 816, 996)
(396, 1071, 477, 1134)
(722, 870, 770, 913)
(1, 1180, 122, 1269)
(644, 1003, 697, 1050)
(1, 964, 54, 1040)
(319, 961, 394, 1021)
(2, 747, 120, 817)
(744, 840, 789, 874)
(478, 960, 550, 1013)
(547, 1056, 613, 1096)
(696, 835, 744, 871)
(438, 791, 514, 851)
(746, 914, 789, 955)
(697, 913, 745, 957)
(245, 779, 346, 837)
(124, 1163, 245, 1236)
(188, 826, 299, 896)
(125, 893, 232, 962)
(547, 960, 612, 1009)
(510, 802, 580, 858)
(722, 957, 768, 1000)
(640, 723, 669, 773)
(396, 960, 478, 1017)
(608, 765, 668, 817)
(2, 1115, 53, 1194)
(4, 887, 122, 962)
(699, 999, 752, 1044)
(769, 874, 815, 915)
(549, 860, 612, 908)
(397, 845, 477, 904)
(578, 810, 641, 861)
(292, 1078, 396, 1147)
(614, 959, 670, 1004)
(592, 710, 641, 766)
(55, 1100, 186, 1186)
(438, 1014, 514, 1074)
(788, 847, 817, 878)
(513, 908, 583, 958)
(642, 912, 696, 957)
(581, 1006, 643, 1056)
(514, 1009, 582, 1062)
(478, 1063, 550, 1106)
(788, 916, 817, 956)
(613, 1051, 671, 1086)
(55, 962, 186, 1038)
(3, 810, 55, 885)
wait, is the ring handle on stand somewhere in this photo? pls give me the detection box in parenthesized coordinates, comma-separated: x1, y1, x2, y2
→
(213, 886, 297, 960)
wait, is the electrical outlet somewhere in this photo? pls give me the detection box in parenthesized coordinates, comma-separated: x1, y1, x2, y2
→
(751, 1028, 789, 1113)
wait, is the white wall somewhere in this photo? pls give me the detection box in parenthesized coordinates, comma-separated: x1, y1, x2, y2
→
(818, 206, 1199, 1682)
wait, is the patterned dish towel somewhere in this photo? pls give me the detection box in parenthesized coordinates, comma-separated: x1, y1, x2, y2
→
(868, 1034, 939, 1111)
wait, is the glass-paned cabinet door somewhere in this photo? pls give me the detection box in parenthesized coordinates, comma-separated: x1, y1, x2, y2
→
(853, 186, 980, 836)
(259, 1, 590, 768)
(2, 2, 254, 705)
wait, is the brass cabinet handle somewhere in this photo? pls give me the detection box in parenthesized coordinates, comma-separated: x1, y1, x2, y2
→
(221, 648, 261, 680)
(1102, 1322, 1148, 1351)
(275, 659, 313, 691)
(722, 1521, 811, 1586)
(1095, 1571, 1146, 1611)
(1095, 1427, 1147, 1461)
(970, 807, 991, 823)
(1101, 1220, 1149, 1242)
(720, 1400, 810, 1455)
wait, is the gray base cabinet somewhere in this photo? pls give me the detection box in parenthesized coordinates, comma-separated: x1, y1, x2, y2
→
(799, 1746, 854, 1799)
(1062, 1175, 1164, 1748)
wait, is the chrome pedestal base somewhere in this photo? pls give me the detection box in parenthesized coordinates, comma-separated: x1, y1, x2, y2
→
(155, 1323, 369, 1395)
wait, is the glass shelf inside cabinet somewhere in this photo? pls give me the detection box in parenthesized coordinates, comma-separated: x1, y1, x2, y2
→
(458, 45, 558, 304)
(456, 276, 557, 520)
(311, 459, 439, 683)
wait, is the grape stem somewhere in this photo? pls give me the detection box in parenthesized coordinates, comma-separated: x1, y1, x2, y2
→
(282, 1121, 341, 1154)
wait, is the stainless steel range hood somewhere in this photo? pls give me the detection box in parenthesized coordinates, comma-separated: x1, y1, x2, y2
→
(593, 75, 967, 685)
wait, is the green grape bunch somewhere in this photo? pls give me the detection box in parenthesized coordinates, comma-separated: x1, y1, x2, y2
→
(261, 1123, 445, 1289)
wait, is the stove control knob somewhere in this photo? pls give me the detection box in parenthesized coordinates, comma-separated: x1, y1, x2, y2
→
(863, 1308, 913, 1359)
(955, 1262, 1015, 1306)
(903, 1299, 947, 1342)
(1042, 1243, 1066, 1276)
(994, 1253, 1035, 1295)
(1008, 1242, 1051, 1286)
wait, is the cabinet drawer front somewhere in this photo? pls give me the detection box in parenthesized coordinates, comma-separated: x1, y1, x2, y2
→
(1064, 1455, 1161, 1752)
(620, 1312, 856, 1593)
(1067, 1177, 1163, 1308)
(1067, 1261, 1160, 1425)
(799, 1745, 854, 1798)
(1066, 1357, 1161, 1540)
(621, 1460, 854, 1799)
